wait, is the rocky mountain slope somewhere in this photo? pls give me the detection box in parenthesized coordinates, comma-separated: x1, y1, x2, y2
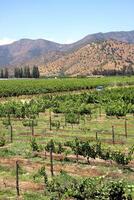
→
(62, 30, 134, 52)
(40, 40, 134, 76)
(0, 39, 68, 67)
(0, 30, 134, 69)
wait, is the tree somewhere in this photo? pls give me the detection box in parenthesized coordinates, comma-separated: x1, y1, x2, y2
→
(32, 65, 40, 78)
(26, 66, 31, 78)
(4, 68, 9, 78)
(20, 67, 23, 78)
(14, 68, 19, 78)
(0, 69, 4, 78)
(14, 66, 31, 78)
(23, 66, 31, 78)
(23, 66, 27, 78)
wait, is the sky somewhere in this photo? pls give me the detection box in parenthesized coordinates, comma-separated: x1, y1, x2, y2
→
(0, 0, 134, 45)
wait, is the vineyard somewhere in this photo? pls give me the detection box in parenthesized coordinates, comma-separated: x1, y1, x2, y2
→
(0, 79, 134, 199)
(1, 76, 134, 98)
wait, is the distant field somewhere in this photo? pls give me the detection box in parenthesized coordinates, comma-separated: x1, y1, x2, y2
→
(0, 76, 134, 97)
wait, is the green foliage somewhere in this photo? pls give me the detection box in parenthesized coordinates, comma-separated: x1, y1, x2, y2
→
(78, 103, 92, 115)
(65, 112, 79, 124)
(30, 137, 39, 152)
(45, 140, 56, 153)
(81, 141, 97, 163)
(56, 142, 64, 154)
(24, 191, 47, 200)
(0, 136, 5, 147)
(129, 104, 134, 114)
(0, 76, 134, 97)
(51, 120, 60, 130)
(2, 118, 11, 128)
(0, 149, 17, 157)
(72, 138, 82, 155)
(105, 101, 128, 117)
(37, 166, 48, 185)
(22, 119, 38, 127)
(0, 78, 133, 199)
(66, 139, 133, 165)
(95, 142, 110, 160)
(45, 173, 132, 200)
(111, 151, 132, 165)
(108, 181, 131, 200)
(69, 139, 97, 163)
(64, 140, 74, 147)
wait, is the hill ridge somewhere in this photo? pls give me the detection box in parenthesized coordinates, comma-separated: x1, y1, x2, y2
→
(0, 30, 134, 76)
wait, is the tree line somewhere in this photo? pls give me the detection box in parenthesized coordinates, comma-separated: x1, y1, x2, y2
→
(0, 68, 9, 78)
(0, 65, 40, 78)
(92, 65, 134, 76)
(14, 65, 40, 78)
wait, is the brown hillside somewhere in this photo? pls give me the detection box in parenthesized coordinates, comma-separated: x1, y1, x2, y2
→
(40, 40, 134, 76)
(1, 30, 134, 69)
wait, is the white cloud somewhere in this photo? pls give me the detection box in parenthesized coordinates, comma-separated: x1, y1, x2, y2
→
(0, 38, 15, 45)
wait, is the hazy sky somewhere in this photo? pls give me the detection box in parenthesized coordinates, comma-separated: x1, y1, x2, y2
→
(0, 0, 134, 44)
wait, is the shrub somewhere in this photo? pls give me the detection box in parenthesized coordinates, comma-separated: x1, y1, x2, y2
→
(30, 137, 39, 152)
(105, 101, 128, 117)
(0, 136, 5, 147)
(111, 151, 131, 165)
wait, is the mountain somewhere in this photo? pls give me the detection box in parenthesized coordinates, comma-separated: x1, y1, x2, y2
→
(0, 30, 134, 76)
(41, 40, 134, 76)
(0, 39, 67, 67)
(63, 30, 134, 52)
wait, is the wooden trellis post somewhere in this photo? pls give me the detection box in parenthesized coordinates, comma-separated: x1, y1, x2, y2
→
(96, 131, 98, 141)
(124, 118, 128, 138)
(16, 161, 20, 196)
(50, 147, 54, 177)
(112, 125, 115, 144)
(99, 105, 101, 118)
(64, 115, 67, 127)
(10, 124, 13, 143)
(49, 110, 52, 131)
(31, 120, 34, 136)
